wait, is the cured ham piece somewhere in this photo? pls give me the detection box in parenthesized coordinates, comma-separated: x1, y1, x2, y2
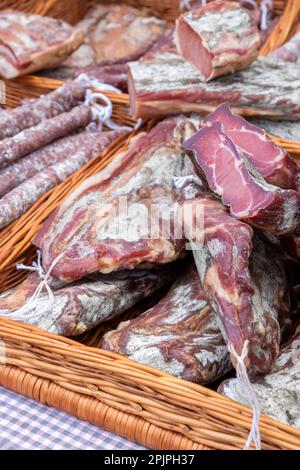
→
(272, 31, 300, 65)
(0, 104, 94, 170)
(102, 262, 232, 384)
(219, 324, 300, 428)
(184, 123, 300, 235)
(0, 130, 122, 229)
(175, 1, 260, 81)
(128, 55, 300, 120)
(63, 4, 165, 70)
(0, 11, 84, 79)
(0, 127, 111, 198)
(179, 180, 288, 376)
(33, 116, 199, 282)
(0, 80, 88, 141)
(0, 265, 175, 336)
(202, 103, 300, 191)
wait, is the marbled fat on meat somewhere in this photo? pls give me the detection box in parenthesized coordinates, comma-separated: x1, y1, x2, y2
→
(128, 55, 300, 120)
(202, 103, 300, 191)
(179, 180, 286, 376)
(175, 0, 260, 81)
(102, 262, 232, 384)
(34, 116, 199, 282)
(0, 266, 175, 336)
(184, 122, 300, 235)
(219, 324, 300, 429)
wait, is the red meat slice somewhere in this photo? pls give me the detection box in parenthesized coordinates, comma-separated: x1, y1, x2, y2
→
(202, 103, 300, 191)
(184, 122, 300, 235)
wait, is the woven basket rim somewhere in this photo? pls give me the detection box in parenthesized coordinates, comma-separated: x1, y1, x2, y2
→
(0, 0, 299, 451)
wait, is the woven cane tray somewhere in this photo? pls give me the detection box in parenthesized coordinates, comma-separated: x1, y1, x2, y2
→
(0, 0, 300, 451)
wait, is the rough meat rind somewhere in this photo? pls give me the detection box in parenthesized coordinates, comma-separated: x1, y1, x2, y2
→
(175, 0, 260, 81)
(0, 11, 84, 78)
(0, 266, 175, 336)
(0, 105, 93, 169)
(184, 122, 300, 235)
(128, 55, 300, 120)
(102, 262, 232, 384)
(219, 325, 300, 429)
(202, 103, 300, 191)
(0, 130, 122, 229)
(34, 116, 199, 281)
(179, 180, 285, 376)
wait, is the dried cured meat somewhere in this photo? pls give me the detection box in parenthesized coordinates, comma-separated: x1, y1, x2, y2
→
(0, 128, 114, 198)
(175, 1, 260, 81)
(63, 4, 165, 69)
(0, 130, 122, 229)
(202, 104, 300, 191)
(0, 104, 94, 169)
(179, 179, 287, 376)
(0, 11, 84, 78)
(33, 116, 199, 282)
(102, 262, 232, 384)
(0, 80, 89, 140)
(128, 55, 300, 120)
(219, 324, 300, 428)
(184, 122, 300, 235)
(0, 266, 175, 336)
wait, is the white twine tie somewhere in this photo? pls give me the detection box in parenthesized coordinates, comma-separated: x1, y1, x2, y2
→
(76, 73, 122, 95)
(228, 340, 261, 450)
(0, 251, 63, 321)
(260, 0, 273, 30)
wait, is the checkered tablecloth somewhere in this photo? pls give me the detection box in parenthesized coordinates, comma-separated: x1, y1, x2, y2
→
(0, 387, 145, 450)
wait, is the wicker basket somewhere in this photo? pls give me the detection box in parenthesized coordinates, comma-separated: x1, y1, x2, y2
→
(0, 0, 300, 451)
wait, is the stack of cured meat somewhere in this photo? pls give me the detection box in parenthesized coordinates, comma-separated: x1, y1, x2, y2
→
(128, 1, 300, 121)
(0, 79, 125, 229)
(0, 1, 299, 431)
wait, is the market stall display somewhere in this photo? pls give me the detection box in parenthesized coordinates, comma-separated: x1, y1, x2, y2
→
(0, 0, 299, 453)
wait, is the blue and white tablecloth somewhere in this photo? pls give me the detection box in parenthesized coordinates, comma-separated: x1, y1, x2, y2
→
(0, 387, 145, 450)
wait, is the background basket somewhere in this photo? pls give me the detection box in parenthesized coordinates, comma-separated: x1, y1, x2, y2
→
(0, 0, 300, 451)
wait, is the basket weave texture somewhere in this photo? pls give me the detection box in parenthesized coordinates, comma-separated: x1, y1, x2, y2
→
(0, 0, 299, 451)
